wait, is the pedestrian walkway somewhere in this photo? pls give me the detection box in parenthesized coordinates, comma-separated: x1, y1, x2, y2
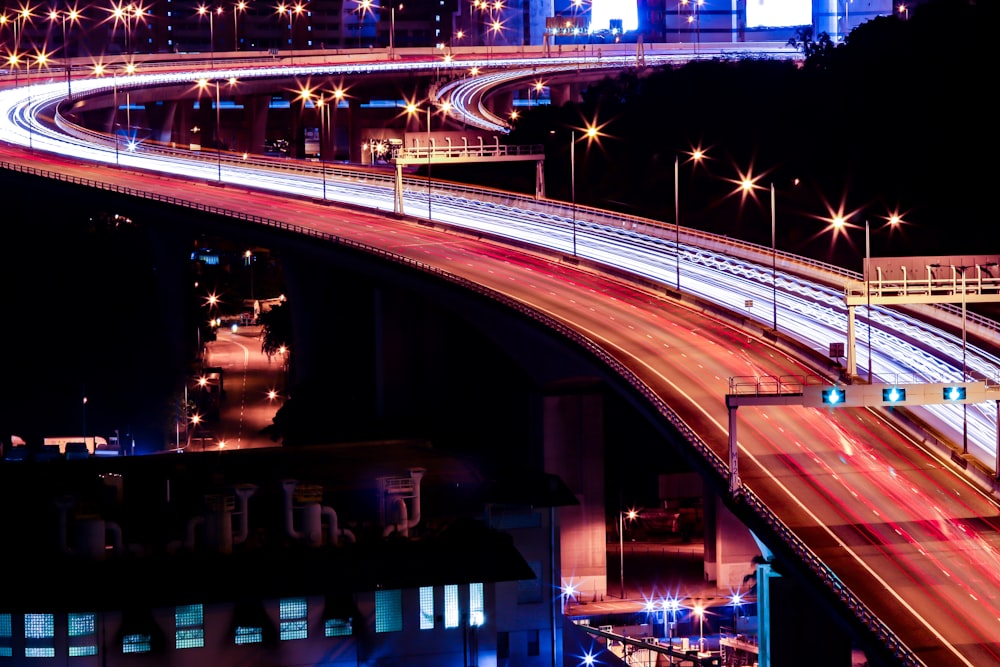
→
(199, 324, 287, 450)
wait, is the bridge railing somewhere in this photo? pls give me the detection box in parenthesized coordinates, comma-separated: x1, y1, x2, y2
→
(0, 157, 926, 667)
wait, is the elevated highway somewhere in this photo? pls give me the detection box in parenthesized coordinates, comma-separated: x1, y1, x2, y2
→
(3, 51, 1000, 667)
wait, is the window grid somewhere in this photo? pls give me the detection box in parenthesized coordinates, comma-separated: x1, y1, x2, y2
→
(374, 590, 402, 633)
(280, 598, 308, 641)
(68, 613, 98, 657)
(176, 604, 205, 649)
(444, 585, 459, 629)
(235, 626, 262, 645)
(0, 614, 11, 657)
(122, 633, 151, 654)
(419, 587, 434, 630)
(324, 618, 352, 637)
(469, 583, 484, 627)
(25, 614, 55, 658)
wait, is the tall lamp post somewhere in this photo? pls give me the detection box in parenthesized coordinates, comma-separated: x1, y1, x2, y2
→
(674, 148, 705, 291)
(694, 603, 705, 653)
(276, 3, 305, 63)
(665, 598, 680, 664)
(197, 5, 219, 68)
(233, 0, 247, 51)
(571, 129, 576, 256)
(618, 508, 637, 600)
(49, 8, 80, 99)
(771, 183, 777, 331)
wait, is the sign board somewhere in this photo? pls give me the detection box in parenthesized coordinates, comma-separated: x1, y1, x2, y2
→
(801, 381, 988, 408)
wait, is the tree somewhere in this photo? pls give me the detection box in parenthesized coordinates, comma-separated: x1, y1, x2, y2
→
(259, 300, 291, 360)
(787, 27, 835, 69)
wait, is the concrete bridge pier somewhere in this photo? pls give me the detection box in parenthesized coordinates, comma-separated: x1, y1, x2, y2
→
(246, 95, 271, 155)
(542, 382, 607, 602)
(145, 100, 178, 145)
(704, 494, 761, 592)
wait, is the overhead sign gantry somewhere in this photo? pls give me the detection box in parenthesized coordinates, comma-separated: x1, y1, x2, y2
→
(724, 376, 997, 496)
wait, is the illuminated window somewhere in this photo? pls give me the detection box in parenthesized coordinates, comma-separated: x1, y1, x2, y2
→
(175, 604, 204, 649)
(375, 590, 402, 633)
(68, 613, 97, 657)
(444, 585, 459, 628)
(122, 633, 151, 654)
(419, 587, 435, 630)
(0, 614, 11, 657)
(280, 598, 308, 641)
(235, 626, 262, 645)
(25, 614, 55, 657)
(469, 583, 484, 627)
(324, 618, 352, 637)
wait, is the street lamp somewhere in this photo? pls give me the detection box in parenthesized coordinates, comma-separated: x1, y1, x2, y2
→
(729, 592, 742, 632)
(197, 5, 221, 68)
(48, 7, 81, 98)
(276, 3, 305, 62)
(693, 602, 705, 653)
(664, 598, 680, 664)
(617, 508, 637, 600)
(331, 86, 345, 162)
(315, 95, 327, 199)
(197, 76, 224, 182)
(674, 148, 705, 291)
(233, 0, 247, 51)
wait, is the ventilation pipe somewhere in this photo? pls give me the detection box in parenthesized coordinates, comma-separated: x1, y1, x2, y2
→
(381, 467, 425, 537)
(282, 479, 355, 547)
(232, 484, 258, 546)
(183, 485, 256, 554)
(55, 496, 123, 560)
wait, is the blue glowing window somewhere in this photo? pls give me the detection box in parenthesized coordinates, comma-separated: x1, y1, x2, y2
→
(324, 618, 352, 637)
(280, 598, 308, 641)
(419, 587, 434, 630)
(469, 583, 484, 627)
(375, 590, 402, 633)
(25, 614, 55, 657)
(68, 613, 97, 656)
(122, 633, 151, 654)
(444, 585, 459, 629)
(0, 614, 11, 656)
(235, 626, 262, 645)
(176, 604, 205, 649)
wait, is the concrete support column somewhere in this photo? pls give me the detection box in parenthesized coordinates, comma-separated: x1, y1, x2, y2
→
(550, 83, 575, 108)
(712, 495, 760, 591)
(542, 382, 606, 603)
(175, 101, 196, 148)
(246, 94, 270, 156)
(347, 99, 362, 164)
(145, 100, 178, 145)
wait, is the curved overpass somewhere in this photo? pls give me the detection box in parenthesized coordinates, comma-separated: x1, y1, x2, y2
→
(3, 55, 1000, 667)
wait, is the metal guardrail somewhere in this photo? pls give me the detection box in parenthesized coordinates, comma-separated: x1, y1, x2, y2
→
(0, 158, 926, 667)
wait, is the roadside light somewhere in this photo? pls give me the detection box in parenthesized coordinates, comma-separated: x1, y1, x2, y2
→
(882, 387, 906, 403)
(943, 386, 967, 401)
(822, 387, 845, 405)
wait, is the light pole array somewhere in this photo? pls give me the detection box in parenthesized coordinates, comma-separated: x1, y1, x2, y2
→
(276, 3, 305, 62)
